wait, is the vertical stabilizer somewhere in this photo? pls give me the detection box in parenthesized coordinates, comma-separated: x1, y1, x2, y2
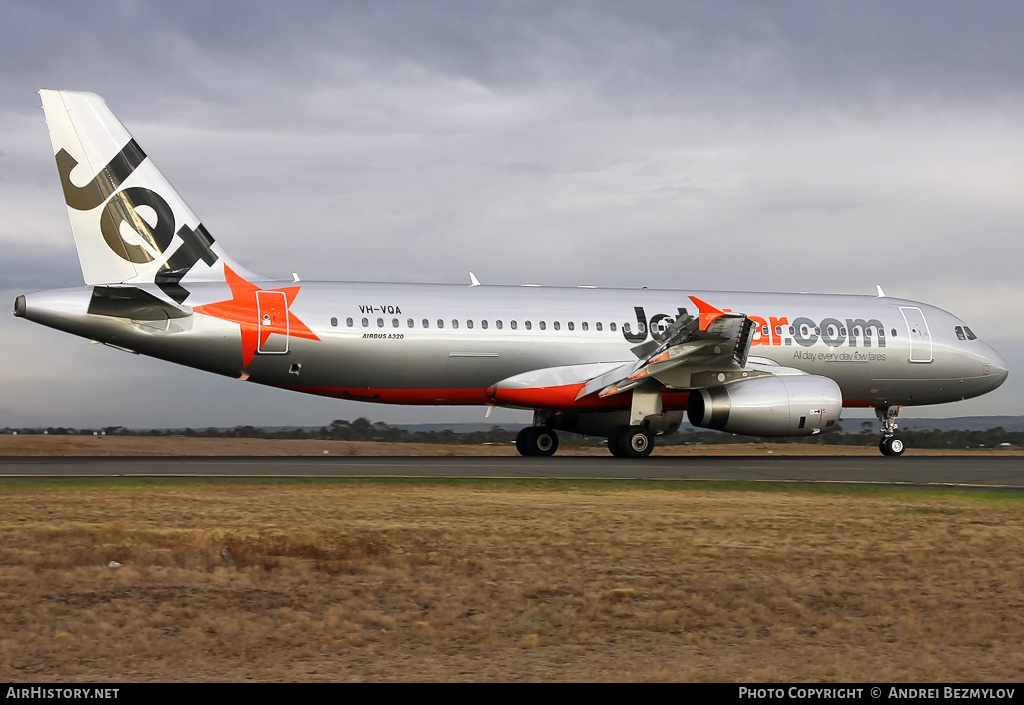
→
(39, 89, 254, 302)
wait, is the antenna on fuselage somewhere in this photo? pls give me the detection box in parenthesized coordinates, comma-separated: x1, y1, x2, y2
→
(876, 285, 887, 298)
(469, 272, 481, 287)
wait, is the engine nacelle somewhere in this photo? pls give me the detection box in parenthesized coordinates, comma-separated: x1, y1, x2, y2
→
(687, 375, 842, 437)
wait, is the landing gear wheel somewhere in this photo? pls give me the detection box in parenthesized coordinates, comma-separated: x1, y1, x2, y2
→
(879, 436, 906, 457)
(876, 406, 905, 457)
(608, 425, 654, 458)
(621, 427, 654, 458)
(607, 427, 628, 457)
(515, 427, 532, 456)
(517, 427, 559, 457)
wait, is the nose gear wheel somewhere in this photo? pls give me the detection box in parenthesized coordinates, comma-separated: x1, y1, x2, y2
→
(876, 406, 906, 457)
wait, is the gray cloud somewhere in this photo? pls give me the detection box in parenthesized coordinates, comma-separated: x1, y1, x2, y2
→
(0, 246, 81, 291)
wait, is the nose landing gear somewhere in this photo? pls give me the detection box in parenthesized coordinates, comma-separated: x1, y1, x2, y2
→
(876, 406, 905, 457)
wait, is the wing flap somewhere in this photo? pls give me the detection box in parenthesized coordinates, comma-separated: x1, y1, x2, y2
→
(585, 297, 756, 399)
(491, 296, 758, 407)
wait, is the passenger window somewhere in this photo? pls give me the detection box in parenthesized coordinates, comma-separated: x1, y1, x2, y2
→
(525, 321, 532, 330)
(467, 320, 474, 329)
(346, 317, 353, 327)
(638, 322, 646, 333)
(437, 319, 444, 329)
(553, 321, 560, 331)
(580, 322, 586, 331)
(496, 320, 503, 330)
(623, 323, 631, 334)
(361, 318, 368, 327)
(452, 320, 459, 329)
(407, 318, 414, 328)
(509, 320, 516, 330)
(762, 326, 769, 336)
(331, 317, 338, 327)
(955, 326, 966, 341)
(775, 326, 781, 335)
(422, 319, 430, 328)
(377, 318, 384, 328)
(481, 320, 488, 329)
(392, 318, 399, 328)
(610, 322, 616, 332)
(890, 329, 896, 337)
(596, 322, 603, 332)
(540, 321, 547, 331)
(840, 327, 846, 336)
(789, 326, 795, 335)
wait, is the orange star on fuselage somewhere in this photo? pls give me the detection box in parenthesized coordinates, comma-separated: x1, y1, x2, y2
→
(193, 265, 320, 368)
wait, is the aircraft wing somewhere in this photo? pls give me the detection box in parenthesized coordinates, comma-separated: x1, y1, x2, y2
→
(580, 296, 755, 399)
(489, 296, 757, 408)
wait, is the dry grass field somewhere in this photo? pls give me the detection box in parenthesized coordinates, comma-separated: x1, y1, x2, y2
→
(1, 480, 1022, 682)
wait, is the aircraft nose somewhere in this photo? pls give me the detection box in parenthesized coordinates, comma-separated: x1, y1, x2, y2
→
(983, 345, 1008, 388)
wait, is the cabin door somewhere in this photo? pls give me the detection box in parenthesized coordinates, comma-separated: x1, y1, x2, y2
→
(257, 290, 290, 354)
(899, 306, 932, 363)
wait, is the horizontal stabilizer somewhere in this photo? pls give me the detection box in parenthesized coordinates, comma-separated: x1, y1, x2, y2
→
(87, 286, 190, 321)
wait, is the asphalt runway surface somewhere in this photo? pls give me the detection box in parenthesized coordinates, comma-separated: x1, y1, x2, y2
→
(2, 455, 1024, 490)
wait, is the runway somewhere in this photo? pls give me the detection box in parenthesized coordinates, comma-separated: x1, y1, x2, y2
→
(2, 455, 1024, 490)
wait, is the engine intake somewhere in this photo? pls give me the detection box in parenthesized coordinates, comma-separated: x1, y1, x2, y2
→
(687, 375, 842, 437)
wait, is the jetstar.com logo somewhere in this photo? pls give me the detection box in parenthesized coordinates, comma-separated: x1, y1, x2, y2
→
(194, 266, 320, 367)
(623, 298, 887, 349)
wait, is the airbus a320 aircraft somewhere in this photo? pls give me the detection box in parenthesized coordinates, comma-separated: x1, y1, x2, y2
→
(13, 91, 1008, 457)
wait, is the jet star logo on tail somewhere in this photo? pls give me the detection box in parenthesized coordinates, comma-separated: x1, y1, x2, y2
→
(193, 265, 320, 367)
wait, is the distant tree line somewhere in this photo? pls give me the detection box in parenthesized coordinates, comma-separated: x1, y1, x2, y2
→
(2, 419, 517, 446)
(3, 418, 1022, 449)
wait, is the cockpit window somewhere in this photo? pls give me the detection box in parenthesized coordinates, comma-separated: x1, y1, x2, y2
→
(955, 326, 966, 341)
(964, 326, 978, 340)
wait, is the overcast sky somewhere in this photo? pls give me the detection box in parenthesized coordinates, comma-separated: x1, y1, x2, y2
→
(2, 1, 1022, 429)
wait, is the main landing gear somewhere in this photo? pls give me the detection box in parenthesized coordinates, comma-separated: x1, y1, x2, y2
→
(513, 425, 656, 458)
(515, 426, 559, 457)
(876, 406, 906, 457)
(607, 425, 654, 459)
